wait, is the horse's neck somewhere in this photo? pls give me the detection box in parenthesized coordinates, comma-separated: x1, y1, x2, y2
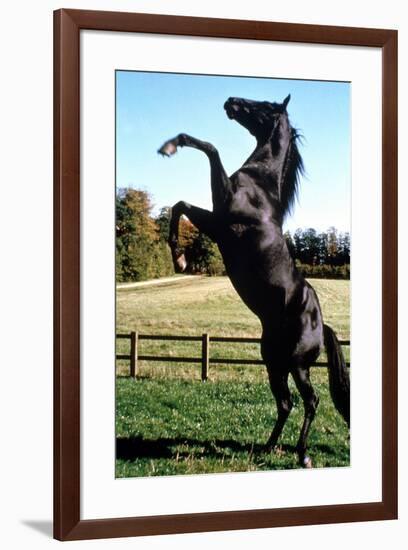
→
(246, 141, 271, 164)
(242, 141, 286, 188)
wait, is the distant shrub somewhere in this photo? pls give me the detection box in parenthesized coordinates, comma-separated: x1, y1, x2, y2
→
(296, 262, 350, 280)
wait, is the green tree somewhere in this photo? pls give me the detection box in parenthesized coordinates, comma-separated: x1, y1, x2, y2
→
(116, 188, 173, 281)
(293, 228, 304, 261)
(326, 226, 339, 267)
(155, 206, 171, 242)
(284, 230, 296, 260)
(317, 231, 329, 265)
(337, 231, 350, 265)
(301, 228, 320, 265)
(185, 232, 225, 275)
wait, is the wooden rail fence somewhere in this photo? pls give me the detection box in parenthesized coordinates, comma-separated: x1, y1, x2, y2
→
(116, 332, 350, 381)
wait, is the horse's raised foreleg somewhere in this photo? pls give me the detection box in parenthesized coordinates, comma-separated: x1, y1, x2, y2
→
(168, 201, 216, 273)
(158, 133, 232, 212)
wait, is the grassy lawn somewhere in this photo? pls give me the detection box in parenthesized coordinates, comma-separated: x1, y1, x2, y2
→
(116, 275, 350, 477)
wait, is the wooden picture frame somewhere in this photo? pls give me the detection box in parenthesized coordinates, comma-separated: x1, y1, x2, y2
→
(54, 8, 397, 541)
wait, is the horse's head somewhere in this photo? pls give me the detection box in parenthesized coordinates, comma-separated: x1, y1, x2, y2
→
(224, 95, 291, 141)
(224, 95, 303, 219)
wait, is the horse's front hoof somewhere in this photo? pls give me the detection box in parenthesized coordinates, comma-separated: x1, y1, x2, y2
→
(174, 254, 187, 273)
(158, 141, 177, 157)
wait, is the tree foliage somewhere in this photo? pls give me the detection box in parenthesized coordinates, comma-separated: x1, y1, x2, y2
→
(116, 188, 174, 282)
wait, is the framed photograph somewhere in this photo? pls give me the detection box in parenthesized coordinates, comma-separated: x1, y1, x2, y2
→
(54, 9, 397, 541)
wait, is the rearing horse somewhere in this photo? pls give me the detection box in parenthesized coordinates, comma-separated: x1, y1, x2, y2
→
(158, 95, 349, 467)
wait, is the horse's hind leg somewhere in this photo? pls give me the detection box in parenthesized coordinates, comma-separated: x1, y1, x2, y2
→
(264, 367, 293, 452)
(291, 366, 319, 467)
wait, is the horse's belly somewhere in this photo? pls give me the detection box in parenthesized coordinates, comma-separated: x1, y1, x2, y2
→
(225, 265, 286, 318)
(287, 285, 324, 359)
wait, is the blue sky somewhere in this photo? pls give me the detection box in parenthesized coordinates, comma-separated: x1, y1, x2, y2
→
(116, 71, 350, 233)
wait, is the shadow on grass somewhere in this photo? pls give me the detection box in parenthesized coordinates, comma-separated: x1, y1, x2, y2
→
(116, 436, 339, 460)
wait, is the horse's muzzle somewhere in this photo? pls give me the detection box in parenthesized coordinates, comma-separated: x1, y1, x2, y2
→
(224, 98, 241, 119)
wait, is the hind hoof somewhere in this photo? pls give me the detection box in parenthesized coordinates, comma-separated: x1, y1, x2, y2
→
(302, 455, 313, 468)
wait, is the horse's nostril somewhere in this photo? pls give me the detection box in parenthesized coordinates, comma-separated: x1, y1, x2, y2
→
(224, 99, 237, 116)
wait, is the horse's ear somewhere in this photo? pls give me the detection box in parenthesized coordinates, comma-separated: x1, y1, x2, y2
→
(282, 94, 291, 110)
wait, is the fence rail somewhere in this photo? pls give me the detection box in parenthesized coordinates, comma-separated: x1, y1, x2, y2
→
(116, 332, 350, 381)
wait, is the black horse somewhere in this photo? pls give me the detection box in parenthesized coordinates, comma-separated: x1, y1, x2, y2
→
(158, 95, 349, 467)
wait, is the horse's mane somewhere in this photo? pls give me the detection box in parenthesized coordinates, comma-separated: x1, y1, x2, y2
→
(280, 127, 304, 219)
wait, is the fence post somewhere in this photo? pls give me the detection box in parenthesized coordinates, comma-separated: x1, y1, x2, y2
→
(130, 331, 138, 378)
(201, 333, 209, 382)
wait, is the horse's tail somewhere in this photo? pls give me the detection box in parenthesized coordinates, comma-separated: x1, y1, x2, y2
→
(323, 324, 350, 426)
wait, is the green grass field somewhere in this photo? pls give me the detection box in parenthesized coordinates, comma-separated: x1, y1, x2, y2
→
(116, 275, 350, 477)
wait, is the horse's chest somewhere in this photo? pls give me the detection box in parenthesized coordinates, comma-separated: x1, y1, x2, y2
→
(228, 182, 269, 219)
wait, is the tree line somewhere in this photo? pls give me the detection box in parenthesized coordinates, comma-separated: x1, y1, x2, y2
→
(116, 187, 350, 282)
(284, 227, 350, 279)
